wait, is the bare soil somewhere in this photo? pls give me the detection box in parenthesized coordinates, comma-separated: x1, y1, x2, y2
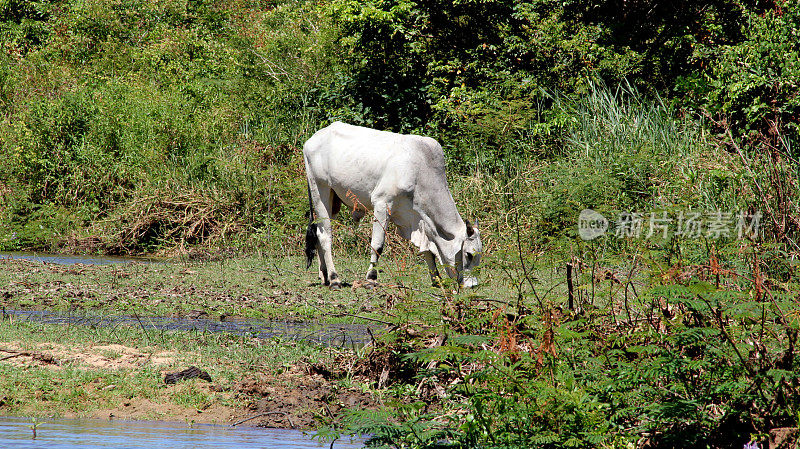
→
(235, 366, 377, 429)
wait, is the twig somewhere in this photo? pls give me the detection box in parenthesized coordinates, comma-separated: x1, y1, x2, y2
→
(231, 411, 295, 428)
(0, 349, 59, 365)
(506, 181, 541, 308)
(0, 352, 26, 361)
(132, 311, 152, 346)
(623, 255, 638, 323)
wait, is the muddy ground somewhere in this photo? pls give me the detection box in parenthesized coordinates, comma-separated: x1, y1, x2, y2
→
(0, 257, 387, 430)
(0, 255, 394, 319)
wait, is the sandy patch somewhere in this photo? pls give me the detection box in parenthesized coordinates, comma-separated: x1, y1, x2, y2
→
(0, 342, 177, 370)
(87, 396, 239, 425)
(0, 340, 379, 429)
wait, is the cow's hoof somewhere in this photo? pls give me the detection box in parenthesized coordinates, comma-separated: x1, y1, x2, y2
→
(462, 276, 479, 288)
(364, 279, 378, 290)
(329, 273, 341, 290)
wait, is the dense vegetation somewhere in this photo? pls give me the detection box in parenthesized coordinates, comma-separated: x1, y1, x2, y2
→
(1, 0, 799, 447)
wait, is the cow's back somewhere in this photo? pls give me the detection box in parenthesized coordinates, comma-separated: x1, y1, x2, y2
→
(303, 122, 446, 200)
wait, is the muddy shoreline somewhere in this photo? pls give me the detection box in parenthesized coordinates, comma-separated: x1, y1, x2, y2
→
(0, 256, 387, 431)
(0, 331, 380, 431)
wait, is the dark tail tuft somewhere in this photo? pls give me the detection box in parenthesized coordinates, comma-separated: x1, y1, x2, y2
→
(305, 180, 318, 269)
(305, 221, 319, 269)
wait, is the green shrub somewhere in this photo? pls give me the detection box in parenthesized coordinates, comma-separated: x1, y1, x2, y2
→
(681, 1, 800, 147)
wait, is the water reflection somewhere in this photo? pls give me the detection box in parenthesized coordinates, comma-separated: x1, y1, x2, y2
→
(0, 416, 364, 448)
(0, 252, 159, 265)
(5, 310, 376, 348)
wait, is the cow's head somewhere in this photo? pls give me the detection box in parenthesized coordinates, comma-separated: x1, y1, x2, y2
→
(444, 219, 483, 287)
(461, 220, 482, 287)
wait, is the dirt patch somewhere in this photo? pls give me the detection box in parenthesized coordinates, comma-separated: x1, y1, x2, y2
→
(80, 366, 378, 430)
(0, 342, 177, 370)
(88, 395, 239, 425)
(234, 365, 377, 429)
(0, 341, 379, 430)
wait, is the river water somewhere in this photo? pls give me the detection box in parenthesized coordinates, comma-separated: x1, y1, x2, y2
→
(4, 309, 375, 348)
(0, 251, 160, 265)
(0, 416, 365, 448)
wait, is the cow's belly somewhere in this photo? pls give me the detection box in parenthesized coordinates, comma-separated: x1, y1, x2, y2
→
(331, 185, 375, 212)
(325, 157, 405, 212)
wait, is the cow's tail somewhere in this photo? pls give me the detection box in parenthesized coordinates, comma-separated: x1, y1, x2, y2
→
(305, 182, 319, 269)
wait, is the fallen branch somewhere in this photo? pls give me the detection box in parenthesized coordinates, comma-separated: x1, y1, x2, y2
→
(0, 349, 59, 365)
(231, 411, 295, 428)
(0, 352, 26, 361)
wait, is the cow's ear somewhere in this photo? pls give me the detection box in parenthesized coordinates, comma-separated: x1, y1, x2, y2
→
(466, 219, 475, 237)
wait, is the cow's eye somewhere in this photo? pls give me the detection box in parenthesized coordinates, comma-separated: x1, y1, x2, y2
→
(466, 253, 474, 264)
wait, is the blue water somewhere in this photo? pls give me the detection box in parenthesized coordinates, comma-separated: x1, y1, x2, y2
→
(0, 417, 364, 448)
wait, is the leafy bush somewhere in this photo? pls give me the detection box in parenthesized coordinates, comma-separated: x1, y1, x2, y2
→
(680, 1, 800, 147)
(0, 0, 338, 252)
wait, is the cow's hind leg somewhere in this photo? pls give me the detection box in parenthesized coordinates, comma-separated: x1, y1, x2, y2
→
(305, 221, 328, 284)
(366, 201, 390, 285)
(309, 184, 341, 289)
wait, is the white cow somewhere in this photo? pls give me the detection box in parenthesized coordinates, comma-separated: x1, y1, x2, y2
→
(303, 122, 482, 289)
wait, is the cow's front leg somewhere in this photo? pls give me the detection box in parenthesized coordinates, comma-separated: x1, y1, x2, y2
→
(366, 202, 389, 284)
(422, 251, 442, 287)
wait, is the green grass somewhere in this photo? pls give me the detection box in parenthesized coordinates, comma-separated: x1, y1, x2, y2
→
(0, 241, 549, 325)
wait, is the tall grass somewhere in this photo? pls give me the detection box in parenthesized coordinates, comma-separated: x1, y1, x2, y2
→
(448, 83, 744, 256)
